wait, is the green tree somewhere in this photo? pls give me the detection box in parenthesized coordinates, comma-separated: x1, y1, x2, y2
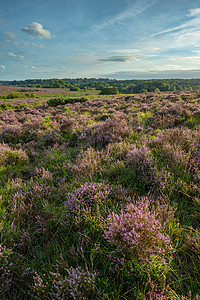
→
(99, 86, 119, 95)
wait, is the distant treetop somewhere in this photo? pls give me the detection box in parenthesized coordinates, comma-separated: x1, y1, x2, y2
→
(0, 77, 200, 93)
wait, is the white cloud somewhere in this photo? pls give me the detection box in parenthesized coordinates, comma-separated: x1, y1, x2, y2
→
(25, 65, 36, 69)
(155, 8, 200, 37)
(21, 22, 52, 39)
(173, 30, 200, 40)
(94, 0, 158, 31)
(8, 52, 24, 60)
(0, 65, 5, 70)
(151, 64, 187, 71)
(188, 8, 200, 17)
(4, 31, 16, 39)
(171, 56, 200, 61)
(111, 49, 140, 54)
(144, 47, 160, 51)
(6, 40, 20, 46)
(32, 43, 44, 48)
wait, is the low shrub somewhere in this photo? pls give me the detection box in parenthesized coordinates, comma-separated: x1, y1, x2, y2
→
(104, 198, 173, 264)
(0, 143, 28, 166)
(47, 97, 65, 107)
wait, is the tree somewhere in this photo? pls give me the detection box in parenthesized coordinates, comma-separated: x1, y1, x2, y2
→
(99, 86, 119, 95)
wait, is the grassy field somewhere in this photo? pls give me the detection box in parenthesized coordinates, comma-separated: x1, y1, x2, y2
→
(0, 85, 200, 299)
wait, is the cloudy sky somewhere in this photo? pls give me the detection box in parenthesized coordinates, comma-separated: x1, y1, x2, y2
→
(1, 0, 200, 80)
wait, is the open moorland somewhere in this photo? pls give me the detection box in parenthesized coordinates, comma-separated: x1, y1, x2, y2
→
(0, 85, 200, 299)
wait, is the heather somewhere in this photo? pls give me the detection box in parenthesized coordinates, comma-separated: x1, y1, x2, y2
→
(0, 86, 200, 299)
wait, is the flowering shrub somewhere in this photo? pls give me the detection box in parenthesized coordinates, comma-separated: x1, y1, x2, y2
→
(0, 244, 14, 291)
(1, 124, 23, 143)
(65, 181, 127, 214)
(125, 146, 163, 193)
(80, 117, 131, 148)
(104, 198, 173, 263)
(148, 127, 200, 175)
(68, 147, 101, 180)
(148, 127, 200, 153)
(59, 117, 75, 132)
(0, 244, 34, 297)
(5, 181, 54, 227)
(0, 143, 28, 166)
(33, 266, 96, 300)
(52, 265, 96, 300)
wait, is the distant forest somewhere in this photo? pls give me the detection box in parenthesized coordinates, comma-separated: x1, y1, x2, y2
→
(2, 77, 200, 93)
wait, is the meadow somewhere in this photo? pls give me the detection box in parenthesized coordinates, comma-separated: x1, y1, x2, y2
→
(0, 85, 200, 299)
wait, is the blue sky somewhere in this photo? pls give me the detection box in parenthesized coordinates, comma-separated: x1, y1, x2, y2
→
(1, 0, 200, 80)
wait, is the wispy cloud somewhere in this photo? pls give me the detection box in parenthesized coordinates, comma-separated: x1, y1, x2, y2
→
(21, 22, 52, 39)
(32, 43, 44, 49)
(104, 68, 200, 80)
(110, 49, 141, 54)
(98, 55, 139, 63)
(98, 53, 155, 63)
(25, 65, 36, 69)
(94, 0, 158, 31)
(6, 40, 21, 46)
(144, 47, 160, 51)
(154, 7, 200, 37)
(171, 56, 200, 61)
(8, 52, 24, 60)
(173, 30, 200, 40)
(4, 31, 16, 39)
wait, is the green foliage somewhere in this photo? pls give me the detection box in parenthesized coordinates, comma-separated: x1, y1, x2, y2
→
(70, 86, 80, 91)
(3, 77, 200, 93)
(99, 86, 119, 95)
(4, 92, 27, 99)
(47, 97, 65, 106)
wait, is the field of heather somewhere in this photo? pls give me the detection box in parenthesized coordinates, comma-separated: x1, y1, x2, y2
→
(0, 86, 200, 299)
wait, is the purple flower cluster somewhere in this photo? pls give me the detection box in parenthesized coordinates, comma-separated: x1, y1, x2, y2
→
(104, 198, 173, 263)
(51, 265, 96, 299)
(65, 181, 127, 214)
(0, 245, 13, 291)
(68, 147, 101, 180)
(125, 146, 163, 193)
(9, 182, 54, 225)
(80, 117, 130, 148)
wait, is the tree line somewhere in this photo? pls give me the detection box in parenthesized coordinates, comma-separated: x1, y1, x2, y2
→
(1, 78, 200, 93)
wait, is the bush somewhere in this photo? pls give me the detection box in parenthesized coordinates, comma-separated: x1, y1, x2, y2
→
(125, 146, 163, 194)
(99, 87, 119, 95)
(47, 97, 65, 106)
(64, 181, 127, 214)
(5, 92, 27, 99)
(80, 117, 130, 148)
(104, 198, 173, 263)
(0, 143, 28, 166)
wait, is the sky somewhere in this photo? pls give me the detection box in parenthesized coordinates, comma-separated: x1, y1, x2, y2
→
(1, 0, 200, 80)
